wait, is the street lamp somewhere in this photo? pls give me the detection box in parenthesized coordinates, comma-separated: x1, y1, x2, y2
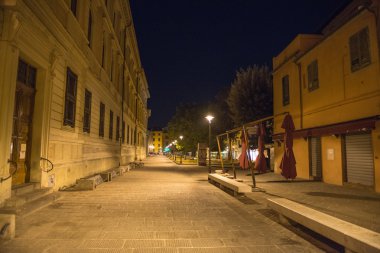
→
(205, 115, 214, 173)
(179, 135, 184, 163)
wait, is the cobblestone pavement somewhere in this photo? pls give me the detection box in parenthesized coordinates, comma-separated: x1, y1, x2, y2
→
(0, 156, 326, 253)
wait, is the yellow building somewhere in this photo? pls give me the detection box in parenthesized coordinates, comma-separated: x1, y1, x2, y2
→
(273, 0, 380, 192)
(0, 0, 150, 205)
(152, 130, 163, 153)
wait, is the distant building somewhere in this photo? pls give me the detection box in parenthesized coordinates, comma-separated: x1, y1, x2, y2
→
(272, 0, 380, 192)
(162, 127, 170, 151)
(0, 0, 150, 204)
(149, 129, 162, 153)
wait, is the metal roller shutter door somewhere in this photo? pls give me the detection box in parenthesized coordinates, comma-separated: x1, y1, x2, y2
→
(310, 137, 322, 179)
(345, 133, 374, 186)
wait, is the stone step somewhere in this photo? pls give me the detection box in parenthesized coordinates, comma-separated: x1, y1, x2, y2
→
(0, 192, 62, 217)
(17, 192, 62, 217)
(5, 188, 53, 208)
(11, 183, 40, 197)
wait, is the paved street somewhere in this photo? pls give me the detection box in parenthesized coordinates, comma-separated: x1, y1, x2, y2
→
(0, 156, 326, 253)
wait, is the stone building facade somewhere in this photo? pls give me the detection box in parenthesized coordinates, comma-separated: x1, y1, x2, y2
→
(0, 0, 149, 204)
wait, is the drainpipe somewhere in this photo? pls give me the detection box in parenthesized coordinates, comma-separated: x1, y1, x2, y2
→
(296, 62, 303, 129)
(364, 5, 380, 63)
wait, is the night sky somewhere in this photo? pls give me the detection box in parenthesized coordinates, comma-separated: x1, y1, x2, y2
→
(130, 0, 350, 128)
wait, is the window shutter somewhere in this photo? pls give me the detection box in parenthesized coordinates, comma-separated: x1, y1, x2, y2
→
(350, 34, 360, 70)
(359, 28, 370, 64)
(282, 75, 289, 106)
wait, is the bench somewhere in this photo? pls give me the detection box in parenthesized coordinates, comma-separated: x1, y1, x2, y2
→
(208, 173, 252, 196)
(76, 175, 104, 190)
(119, 165, 130, 174)
(267, 198, 380, 253)
(130, 161, 144, 169)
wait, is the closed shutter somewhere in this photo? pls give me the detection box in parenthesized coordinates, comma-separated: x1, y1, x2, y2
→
(310, 137, 322, 179)
(345, 133, 374, 186)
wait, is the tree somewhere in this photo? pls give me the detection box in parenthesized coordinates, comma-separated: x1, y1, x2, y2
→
(227, 65, 273, 126)
(167, 103, 209, 154)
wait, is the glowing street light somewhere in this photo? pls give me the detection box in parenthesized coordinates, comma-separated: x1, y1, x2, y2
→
(179, 135, 183, 140)
(205, 115, 214, 173)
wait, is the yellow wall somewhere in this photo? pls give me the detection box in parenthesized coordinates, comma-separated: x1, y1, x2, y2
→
(321, 136, 343, 185)
(0, 0, 149, 202)
(273, 144, 283, 174)
(152, 131, 163, 153)
(299, 11, 380, 128)
(273, 9, 380, 192)
(274, 139, 309, 180)
(373, 121, 380, 192)
(293, 139, 309, 179)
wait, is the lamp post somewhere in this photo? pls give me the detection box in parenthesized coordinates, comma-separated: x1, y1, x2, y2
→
(205, 115, 214, 173)
(179, 135, 183, 163)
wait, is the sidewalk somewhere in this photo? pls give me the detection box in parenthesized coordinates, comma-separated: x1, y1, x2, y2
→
(227, 169, 380, 233)
(0, 156, 328, 253)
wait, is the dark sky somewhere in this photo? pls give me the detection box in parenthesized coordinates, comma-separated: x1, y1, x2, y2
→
(130, 0, 350, 128)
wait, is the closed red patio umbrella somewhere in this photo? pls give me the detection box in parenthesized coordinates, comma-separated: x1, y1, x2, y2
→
(255, 123, 267, 173)
(280, 114, 297, 179)
(239, 131, 250, 170)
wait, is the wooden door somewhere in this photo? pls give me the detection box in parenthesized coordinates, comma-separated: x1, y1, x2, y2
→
(10, 59, 36, 186)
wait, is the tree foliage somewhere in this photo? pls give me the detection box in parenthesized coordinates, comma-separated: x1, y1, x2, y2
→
(167, 103, 209, 154)
(227, 65, 273, 126)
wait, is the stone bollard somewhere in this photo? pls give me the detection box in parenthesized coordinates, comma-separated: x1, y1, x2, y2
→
(0, 214, 15, 240)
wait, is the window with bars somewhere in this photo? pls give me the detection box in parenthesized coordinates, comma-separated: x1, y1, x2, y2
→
(99, 102, 105, 137)
(109, 110, 113, 140)
(102, 40, 105, 67)
(126, 125, 129, 144)
(17, 59, 36, 88)
(83, 89, 92, 133)
(282, 75, 290, 106)
(64, 68, 78, 127)
(116, 116, 120, 141)
(307, 60, 319, 92)
(350, 27, 371, 72)
(122, 121, 125, 143)
(88, 11, 92, 47)
(70, 0, 77, 16)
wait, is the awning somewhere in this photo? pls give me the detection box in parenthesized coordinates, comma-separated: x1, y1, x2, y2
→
(273, 116, 378, 141)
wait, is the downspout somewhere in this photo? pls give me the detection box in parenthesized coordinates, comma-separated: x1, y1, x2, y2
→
(296, 61, 303, 129)
(364, 5, 380, 64)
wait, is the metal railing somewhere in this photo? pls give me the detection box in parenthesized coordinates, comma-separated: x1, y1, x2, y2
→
(40, 157, 54, 173)
(0, 160, 18, 183)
